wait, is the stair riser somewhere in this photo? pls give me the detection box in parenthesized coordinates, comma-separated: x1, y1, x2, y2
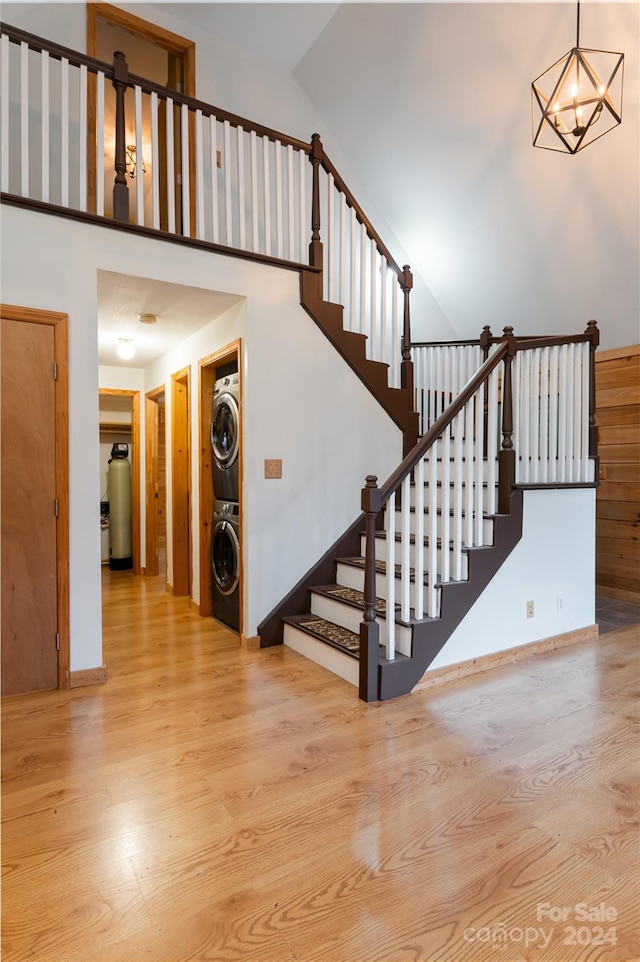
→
(359, 536, 470, 578)
(283, 625, 359, 687)
(309, 592, 413, 654)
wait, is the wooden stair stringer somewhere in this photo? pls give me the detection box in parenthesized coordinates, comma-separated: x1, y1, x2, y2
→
(300, 271, 418, 452)
(377, 488, 524, 700)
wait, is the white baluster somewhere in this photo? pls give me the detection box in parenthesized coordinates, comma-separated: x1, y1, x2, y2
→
(20, 41, 28, 197)
(427, 452, 438, 617)
(150, 92, 159, 228)
(566, 343, 576, 481)
(521, 350, 531, 483)
(530, 348, 540, 483)
(195, 110, 205, 239)
(581, 342, 590, 481)
(96, 71, 105, 217)
(512, 354, 521, 482)
(359, 221, 367, 338)
(349, 206, 357, 332)
(464, 400, 474, 545)
(209, 115, 219, 243)
(135, 84, 144, 225)
(223, 119, 231, 244)
(414, 457, 425, 618)
(275, 138, 283, 258)
(327, 172, 334, 300)
(391, 276, 399, 390)
(339, 196, 347, 308)
(287, 144, 294, 260)
(263, 136, 271, 255)
(558, 344, 568, 482)
(370, 240, 378, 362)
(380, 257, 388, 379)
(452, 410, 464, 578)
(474, 385, 484, 544)
(1, 34, 9, 194)
(539, 346, 549, 484)
(385, 492, 396, 660)
(401, 475, 411, 623)
(441, 428, 451, 580)
(78, 64, 87, 211)
(250, 130, 258, 251)
(237, 124, 245, 249)
(298, 148, 306, 263)
(428, 347, 436, 429)
(61, 57, 68, 207)
(165, 97, 175, 233)
(41, 50, 49, 202)
(549, 345, 559, 483)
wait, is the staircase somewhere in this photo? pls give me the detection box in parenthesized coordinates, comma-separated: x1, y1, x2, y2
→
(282, 452, 523, 698)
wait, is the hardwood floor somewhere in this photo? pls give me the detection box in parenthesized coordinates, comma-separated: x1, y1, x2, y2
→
(2, 569, 639, 962)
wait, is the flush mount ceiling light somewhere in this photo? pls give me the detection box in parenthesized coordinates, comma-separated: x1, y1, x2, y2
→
(532, 1, 624, 154)
(138, 313, 158, 325)
(117, 337, 135, 360)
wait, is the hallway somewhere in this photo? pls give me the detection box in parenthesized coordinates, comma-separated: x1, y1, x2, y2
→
(2, 570, 639, 961)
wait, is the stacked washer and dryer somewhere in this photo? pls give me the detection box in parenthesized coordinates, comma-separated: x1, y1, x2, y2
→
(210, 368, 240, 630)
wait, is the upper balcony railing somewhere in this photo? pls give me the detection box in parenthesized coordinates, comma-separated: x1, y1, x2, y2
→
(0, 22, 414, 393)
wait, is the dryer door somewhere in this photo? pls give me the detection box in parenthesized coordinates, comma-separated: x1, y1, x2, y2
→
(211, 519, 239, 595)
(211, 391, 239, 470)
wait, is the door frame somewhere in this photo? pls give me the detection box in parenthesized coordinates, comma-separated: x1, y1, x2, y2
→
(198, 340, 242, 624)
(99, 388, 141, 575)
(86, 2, 196, 222)
(171, 367, 191, 597)
(144, 385, 165, 578)
(0, 304, 70, 689)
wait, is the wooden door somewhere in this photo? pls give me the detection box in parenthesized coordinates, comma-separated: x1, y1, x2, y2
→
(1, 318, 58, 695)
(171, 370, 191, 597)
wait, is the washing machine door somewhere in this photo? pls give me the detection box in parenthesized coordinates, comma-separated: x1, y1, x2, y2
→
(211, 390, 239, 469)
(211, 519, 239, 595)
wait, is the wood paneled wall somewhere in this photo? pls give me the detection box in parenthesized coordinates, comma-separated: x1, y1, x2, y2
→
(595, 345, 640, 602)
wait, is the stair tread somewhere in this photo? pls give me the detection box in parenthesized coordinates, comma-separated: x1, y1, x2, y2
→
(372, 530, 470, 551)
(309, 583, 425, 625)
(284, 613, 413, 663)
(337, 555, 431, 586)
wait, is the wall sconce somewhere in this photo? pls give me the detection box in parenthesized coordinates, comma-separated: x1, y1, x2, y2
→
(125, 145, 146, 179)
(117, 338, 135, 360)
(532, 1, 624, 153)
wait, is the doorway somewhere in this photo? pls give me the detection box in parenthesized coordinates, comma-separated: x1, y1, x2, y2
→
(145, 387, 167, 578)
(171, 368, 191, 597)
(199, 341, 242, 626)
(1, 306, 69, 695)
(87, 2, 196, 231)
(99, 389, 141, 574)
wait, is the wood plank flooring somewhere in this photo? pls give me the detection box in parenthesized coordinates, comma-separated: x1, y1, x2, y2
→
(2, 568, 639, 962)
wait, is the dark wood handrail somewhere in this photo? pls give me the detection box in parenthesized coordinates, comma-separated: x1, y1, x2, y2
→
(379, 340, 509, 503)
(319, 150, 403, 278)
(0, 21, 312, 153)
(515, 333, 592, 351)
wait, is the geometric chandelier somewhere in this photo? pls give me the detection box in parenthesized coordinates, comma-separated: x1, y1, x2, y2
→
(532, 1, 624, 153)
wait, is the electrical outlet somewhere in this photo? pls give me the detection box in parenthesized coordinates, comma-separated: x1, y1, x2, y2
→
(557, 595, 564, 612)
(264, 458, 282, 479)
(526, 600, 534, 619)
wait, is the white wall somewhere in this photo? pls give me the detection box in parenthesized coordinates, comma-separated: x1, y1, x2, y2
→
(428, 488, 596, 671)
(1, 203, 403, 668)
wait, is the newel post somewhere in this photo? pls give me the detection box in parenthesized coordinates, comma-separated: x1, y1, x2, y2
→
(112, 50, 130, 223)
(359, 475, 382, 702)
(400, 265, 414, 397)
(308, 133, 324, 273)
(498, 326, 517, 514)
(586, 320, 600, 470)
